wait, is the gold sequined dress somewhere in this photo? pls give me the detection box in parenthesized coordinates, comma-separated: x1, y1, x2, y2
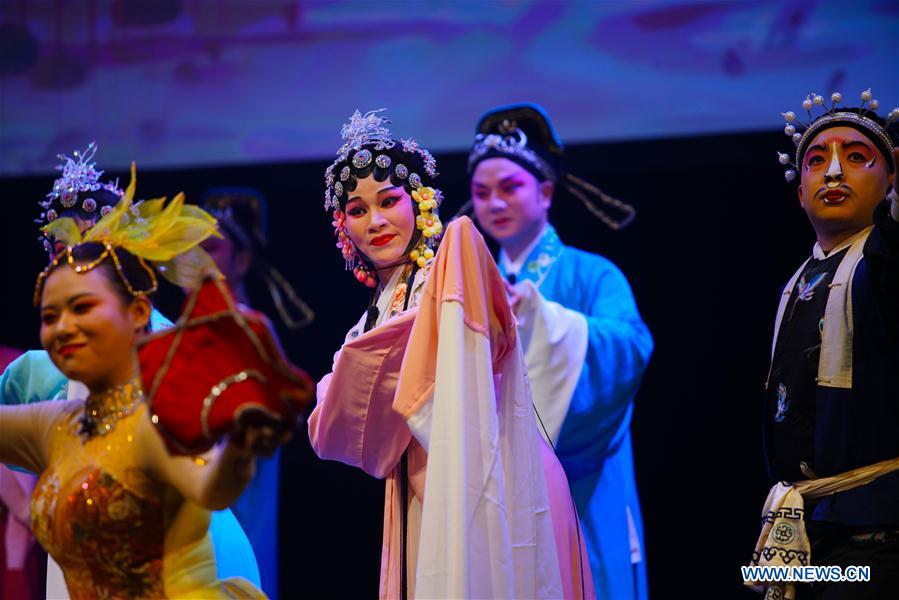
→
(1, 399, 264, 599)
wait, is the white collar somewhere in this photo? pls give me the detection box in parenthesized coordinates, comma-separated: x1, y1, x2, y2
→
(811, 225, 873, 260)
(499, 223, 547, 277)
(373, 266, 407, 321)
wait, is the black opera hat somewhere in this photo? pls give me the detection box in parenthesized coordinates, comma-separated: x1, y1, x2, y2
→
(469, 103, 565, 182)
(465, 102, 636, 230)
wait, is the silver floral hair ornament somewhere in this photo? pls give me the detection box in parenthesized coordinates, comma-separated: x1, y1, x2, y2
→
(324, 109, 444, 287)
(38, 142, 124, 223)
(777, 88, 899, 183)
(324, 109, 438, 210)
(36, 142, 140, 255)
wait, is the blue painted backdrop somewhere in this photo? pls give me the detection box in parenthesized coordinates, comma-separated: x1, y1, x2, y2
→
(1, 0, 896, 176)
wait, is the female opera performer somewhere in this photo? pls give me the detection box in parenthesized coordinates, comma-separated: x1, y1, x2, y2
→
(308, 110, 594, 599)
(0, 166, 290, 599)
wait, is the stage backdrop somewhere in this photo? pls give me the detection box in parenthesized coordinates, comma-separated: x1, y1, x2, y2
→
(1, 0, 897, 175)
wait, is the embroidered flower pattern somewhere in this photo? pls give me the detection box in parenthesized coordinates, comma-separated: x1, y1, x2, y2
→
(516, 226, 564, 286)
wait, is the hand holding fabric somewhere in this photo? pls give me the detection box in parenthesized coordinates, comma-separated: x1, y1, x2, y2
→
(139, 276, 314, 456)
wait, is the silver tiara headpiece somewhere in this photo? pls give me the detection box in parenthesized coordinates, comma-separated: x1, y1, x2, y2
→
(323, 109, 438, 211)
(467, 124, 556, 182)
(460, 119, 635, 230)
(37, 142, 124, 224)
(776, 88, 899, 182)
(337, 108, 396, 157)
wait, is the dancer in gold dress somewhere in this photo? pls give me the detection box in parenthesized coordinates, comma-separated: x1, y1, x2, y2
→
(0, 165, 303, 599)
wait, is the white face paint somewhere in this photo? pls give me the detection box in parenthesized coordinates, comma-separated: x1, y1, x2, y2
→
(825, 141, 843, 188)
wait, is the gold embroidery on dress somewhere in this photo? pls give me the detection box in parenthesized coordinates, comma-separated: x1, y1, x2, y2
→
(31, 404, 165, 599)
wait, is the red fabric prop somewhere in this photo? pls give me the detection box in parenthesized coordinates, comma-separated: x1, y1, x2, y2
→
(138, 277, 314, 455)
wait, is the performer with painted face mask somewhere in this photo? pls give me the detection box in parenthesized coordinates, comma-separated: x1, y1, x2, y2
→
(465, 103, 654, 599)
(308, 110, 593, 599)
(0, 144, 262, 596)
(745, 91, 899, 599)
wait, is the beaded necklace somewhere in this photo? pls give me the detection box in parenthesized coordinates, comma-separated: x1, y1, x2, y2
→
(78, 378, 144, 441)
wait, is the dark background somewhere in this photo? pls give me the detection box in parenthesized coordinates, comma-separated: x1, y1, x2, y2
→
(1, 128, 815, 597)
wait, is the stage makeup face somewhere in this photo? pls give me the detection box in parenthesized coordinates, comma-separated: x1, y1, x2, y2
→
(344, 174, 416, 268)
(39, 265, 149, 393)
(798, 126, 892, 248)
(471, 157, 552, 251)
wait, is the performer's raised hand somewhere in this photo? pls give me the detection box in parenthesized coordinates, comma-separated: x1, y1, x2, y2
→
(504, 278, 523, 314)
(230, 417, 294, 459)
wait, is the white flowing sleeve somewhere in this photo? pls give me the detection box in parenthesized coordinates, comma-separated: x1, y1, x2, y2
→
(513, 279, 588, 444)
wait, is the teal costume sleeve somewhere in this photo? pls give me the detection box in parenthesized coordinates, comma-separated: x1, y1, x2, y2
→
(0, 350, 68, 407)
(210, 509, 262, 586)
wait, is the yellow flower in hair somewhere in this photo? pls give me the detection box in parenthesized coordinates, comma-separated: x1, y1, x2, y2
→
(411, 187, 435, 204)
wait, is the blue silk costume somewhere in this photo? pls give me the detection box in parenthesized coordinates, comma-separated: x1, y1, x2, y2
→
(230, 450, 280, 598)
(499, 224, 653, 599)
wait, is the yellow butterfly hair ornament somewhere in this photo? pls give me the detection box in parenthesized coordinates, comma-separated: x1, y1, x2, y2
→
(35, 163, 222, 305)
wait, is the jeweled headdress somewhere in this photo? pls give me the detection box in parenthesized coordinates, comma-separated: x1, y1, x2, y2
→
(466, 103, 636, 230)
(37, 142, 124, 224)
(35, 163, 221, 305)
(36, 142, 127, 254)
(470, 126, 557, 183)
(776, 88, 899, 182)
(324, 109, 443, 287)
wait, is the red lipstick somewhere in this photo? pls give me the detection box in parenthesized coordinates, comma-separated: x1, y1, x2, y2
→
(370, 234, 397, 247)
(58, 343, 86, 357)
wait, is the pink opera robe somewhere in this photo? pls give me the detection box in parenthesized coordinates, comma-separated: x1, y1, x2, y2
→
(309, 216, 593, 599)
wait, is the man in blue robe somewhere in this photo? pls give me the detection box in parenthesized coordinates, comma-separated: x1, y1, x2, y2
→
(467, 104, 653, 599)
